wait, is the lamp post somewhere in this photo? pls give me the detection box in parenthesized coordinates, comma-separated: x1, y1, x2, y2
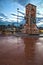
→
(17, 8, 19, 32)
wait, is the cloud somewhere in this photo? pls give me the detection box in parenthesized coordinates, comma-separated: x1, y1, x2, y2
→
(0, 13, 8, 19)
(37, 12, 43, 16)
(36, 19, 43, 27)
(37, 12, 41, 15)
(0, 18, 3, 21)
(18, 10, 25, 15)
(37, 22, 43, 26)
(11, 13, 24, 18)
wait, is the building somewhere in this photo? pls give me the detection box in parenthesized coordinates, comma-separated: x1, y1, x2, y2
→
(39, 27, 43, 34)
(22, 3, 39, 34)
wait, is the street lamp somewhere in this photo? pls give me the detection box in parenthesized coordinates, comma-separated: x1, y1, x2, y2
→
(17, 8, 19, 32)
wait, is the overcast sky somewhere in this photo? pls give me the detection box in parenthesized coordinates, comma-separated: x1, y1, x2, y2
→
(0, 0, 43, 27)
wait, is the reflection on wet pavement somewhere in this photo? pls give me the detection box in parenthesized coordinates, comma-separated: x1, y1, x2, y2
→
(0, 36, 43, 65)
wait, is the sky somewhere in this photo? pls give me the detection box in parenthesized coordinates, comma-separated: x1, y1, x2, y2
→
(0, 0, 43, 27)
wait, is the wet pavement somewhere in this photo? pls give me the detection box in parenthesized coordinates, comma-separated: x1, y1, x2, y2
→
(0, 35, 43, 65)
